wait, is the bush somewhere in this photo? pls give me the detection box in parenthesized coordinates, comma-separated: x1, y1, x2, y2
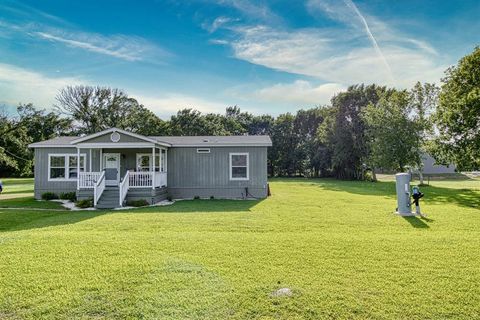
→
(166, 195, 172, 202)
(76, 199, 93, 208)
(60, 192, 77, 202)
(41, 192, 58, 200)
(193, 195, 200, 200)
(126, 199, 149, 207)
(210, 196, 215, 200)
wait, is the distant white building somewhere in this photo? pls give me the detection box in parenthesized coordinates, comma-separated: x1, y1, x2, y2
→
(421, 153, 456, 174)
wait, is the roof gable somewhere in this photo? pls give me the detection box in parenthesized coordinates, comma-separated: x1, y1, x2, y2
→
(71, 128, 161, 145)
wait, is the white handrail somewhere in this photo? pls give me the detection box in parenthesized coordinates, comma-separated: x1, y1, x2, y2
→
(119, 170, 129, 207)
(93, 171, 106, 207)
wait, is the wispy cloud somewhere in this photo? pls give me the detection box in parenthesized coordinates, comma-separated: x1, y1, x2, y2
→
(254, 80, 345, 105)
(34, 30, 168, 62)
(202, 16, 238, 33)
(212, 1, 445, 89)
(342, 0, 393, 81)
(131, 93, 233, 118)
(0, 9, 169, 63)
(0, 63, 87, 107)
(215, 0, 281, 23)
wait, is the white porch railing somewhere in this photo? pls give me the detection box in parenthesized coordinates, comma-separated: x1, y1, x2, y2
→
(80, 171, 166, 192)
(119, 170, 129, 206)
(79, 172, 102, 188)
(128, 171, 167, 188)
(93, 171, 106, 207)
(155, 172, 167, 187)
(129, 172, 152, 188)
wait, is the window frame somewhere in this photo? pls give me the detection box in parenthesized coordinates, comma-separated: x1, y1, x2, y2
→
(48, 153, 86, 181)
(136, 153, 164, 172)
(229, 152, 249, 181)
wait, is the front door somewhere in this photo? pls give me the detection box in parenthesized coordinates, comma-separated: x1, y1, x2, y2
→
(104, 153, 120, 186)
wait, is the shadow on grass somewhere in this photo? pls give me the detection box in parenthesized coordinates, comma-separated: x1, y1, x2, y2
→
(0, 189, 33, 195)
(0, 199, 262, 232)
(402, 216, 433, 229)
(270, 178, 480, 209)
(0, 196, 63, 209)
(0, 209, 108, 233)
(126, 199, 263, 214)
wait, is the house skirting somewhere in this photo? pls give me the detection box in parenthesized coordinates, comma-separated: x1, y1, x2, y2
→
(77, 187, 167, 205)
(168, 186, 267, 199)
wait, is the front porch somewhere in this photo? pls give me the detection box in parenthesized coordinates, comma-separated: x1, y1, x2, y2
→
(75, 146, 168, 208)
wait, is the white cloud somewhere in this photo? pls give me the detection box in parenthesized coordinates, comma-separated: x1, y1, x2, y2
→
(211, 0, 446, 90)
(0, 63, 86, 107)
(216, 0, 281, 23)
(225, 24, 445, 88)
(202, 16, 237, 33)
(0, 20, 169, 62)
(254, 80, 345, 105)
(130, 93, 231, 118)
(0, 63, 233, 118)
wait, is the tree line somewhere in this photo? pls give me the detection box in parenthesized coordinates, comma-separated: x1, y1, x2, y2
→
(1, 47, 479, 178)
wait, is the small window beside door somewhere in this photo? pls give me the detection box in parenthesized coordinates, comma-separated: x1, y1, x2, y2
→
(136, 153, 165, 172)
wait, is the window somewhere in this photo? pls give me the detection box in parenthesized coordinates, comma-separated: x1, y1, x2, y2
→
(197, 148, 210, 154)
(137, 154, 151, 172)
(48, 154, 85, 180)
(229, 153, 249, 180)
(136, 153, 165, 172)
(160, 149, 166, 172)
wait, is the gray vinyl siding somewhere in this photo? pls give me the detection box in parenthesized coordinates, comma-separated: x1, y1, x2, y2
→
(421, 153, 456, 174)
(167, 146, 268, 199)
(101, 148, 154, 177)
(34, 146, 269, 200)
(33, 147, 93, 199)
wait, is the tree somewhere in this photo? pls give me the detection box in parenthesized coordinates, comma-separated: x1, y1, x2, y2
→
(169, 109, 213, 135)
(409, 82, 439, 183)
(293, 107, 329, 177)
(432, 47, 480, 170)
(323, 84, 386, 179)
(270, 114, 298, 176)
(0, 104, 72, 177)
(55, 85, 167, 135)
(363, 90, 422, 174)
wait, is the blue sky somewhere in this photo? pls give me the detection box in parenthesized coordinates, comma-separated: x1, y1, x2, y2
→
(0, 0, 478, 118)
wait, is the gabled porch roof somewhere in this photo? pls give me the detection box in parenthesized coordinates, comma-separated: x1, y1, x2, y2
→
(70, 127, 172, 148)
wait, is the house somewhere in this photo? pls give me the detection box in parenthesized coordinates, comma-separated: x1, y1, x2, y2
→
(28, 128, 272, 208)
(421, 153, 456, 174)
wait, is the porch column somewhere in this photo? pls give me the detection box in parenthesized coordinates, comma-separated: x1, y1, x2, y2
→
(151, 146, 155, 189)
(89, 149, 92, 172)
(165, 148, 168, 172)
(77, 147, 80, 190)
(99, 149, 103, 171)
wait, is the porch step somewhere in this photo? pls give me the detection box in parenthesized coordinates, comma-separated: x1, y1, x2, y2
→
(96, 187, 120, 209)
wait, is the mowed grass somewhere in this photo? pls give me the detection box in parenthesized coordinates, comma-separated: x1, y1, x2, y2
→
(0, 178, 479, 319)
(0, 178, 63, 209)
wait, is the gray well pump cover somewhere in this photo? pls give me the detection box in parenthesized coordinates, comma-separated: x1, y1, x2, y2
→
(395, 173, 413, 215)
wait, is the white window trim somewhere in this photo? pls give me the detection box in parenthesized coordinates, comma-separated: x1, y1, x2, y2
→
(136, 153, 164, 172)
(197, 148, 211, 154)
(229, 152, 249, 181)
(48, 153, 86, 181)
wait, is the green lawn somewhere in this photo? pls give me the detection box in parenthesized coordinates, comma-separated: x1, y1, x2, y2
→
(0, 178, 64, 209)
(0, 177, 479, 319)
